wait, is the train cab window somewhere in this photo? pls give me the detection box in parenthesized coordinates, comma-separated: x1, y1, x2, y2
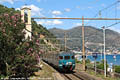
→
(72, 56, 75, 59)
(59, 56, 63, 59)
(65, 56, 70, 60)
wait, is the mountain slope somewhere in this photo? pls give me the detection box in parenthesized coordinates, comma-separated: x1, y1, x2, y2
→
(49, 26, 120, 50)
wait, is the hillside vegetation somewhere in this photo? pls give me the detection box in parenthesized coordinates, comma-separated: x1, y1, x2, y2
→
(49, 26, 120, 51)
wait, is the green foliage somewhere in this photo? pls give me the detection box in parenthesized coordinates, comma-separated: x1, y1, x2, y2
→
(86, 63, 93, 69)
(97, 60, 108, 70)
(0, 4, 58, 78)
(0, 12, 41, 78)
(86, 59, 90, 64)
(114, 65, 120, 73)
(32, 21, 56, 38)
(32, 20, 58, 46)
(0, 5, 43, 78)
(9, 53, 39, 78)
(75, 58, 82, 63)
(75, 59, 90, 64)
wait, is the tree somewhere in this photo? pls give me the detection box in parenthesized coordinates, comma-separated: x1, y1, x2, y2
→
(0, 12, 42, 78)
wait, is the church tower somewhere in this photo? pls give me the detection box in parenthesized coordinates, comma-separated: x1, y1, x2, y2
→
(21, 6, 32, 40)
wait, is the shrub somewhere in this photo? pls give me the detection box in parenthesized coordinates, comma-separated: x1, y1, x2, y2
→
(0, 13, 42, 78)
(97, 60, 108, 70)
(75, 58, 91, 64)
(86, 59, 90, 64)
(115, 65, 120, 73)
(87, 63, 94, 69)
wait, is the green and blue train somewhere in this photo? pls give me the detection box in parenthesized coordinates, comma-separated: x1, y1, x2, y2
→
(42, 52, 75, 72)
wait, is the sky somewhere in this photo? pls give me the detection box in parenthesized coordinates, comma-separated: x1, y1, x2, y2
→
(0, 0, 120, 32)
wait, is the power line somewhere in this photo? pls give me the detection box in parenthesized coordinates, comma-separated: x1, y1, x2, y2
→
(100, 1, 119, 12)
(106, 21, 120, 28)
(84, 0, 120, 36)
(32, 17, 120, 20)
(85, 0, 120, 26)
(106, 0, 120, 28)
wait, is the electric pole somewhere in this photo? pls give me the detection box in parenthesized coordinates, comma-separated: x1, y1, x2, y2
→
(82, 16, 86, 71)
(102, 26, 107, 77)
(64, 32, 67, 52)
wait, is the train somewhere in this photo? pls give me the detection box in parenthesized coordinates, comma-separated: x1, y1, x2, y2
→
(42, 51, 76, 72)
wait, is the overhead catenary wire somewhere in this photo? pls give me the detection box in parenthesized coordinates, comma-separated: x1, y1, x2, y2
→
(106, 0, 120, 28)
(85, 0, 120, 26)
(106, 21, 120, 28)
(101, 1, 119, 12)
(32, 17, 120, 20)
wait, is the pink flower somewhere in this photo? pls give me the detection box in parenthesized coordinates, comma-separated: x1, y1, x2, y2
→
(14, 24, 16, 27)
(15, 13, 20, 16)
(20, 56, 24, 59)
(36, 40, 39, 46)
(39, 50, 43, 54)
(39, 51, 41, 54)
(0, 22, 3, 25)
(27, 49, 31, 54)
(36, 40, 39, 43)
(4, 13, 9, 17)
(35, 54, 40, 62)
(33, 52, 36, 54)
(11, 16, 16, 20)
(29, 48, 33, 51)
(36, 43, 39, 46)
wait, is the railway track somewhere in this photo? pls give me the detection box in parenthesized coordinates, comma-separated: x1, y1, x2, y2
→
(61, 70, 99, 80)
(61, 73, 83, 80)
(43, 61, 100, 80)
(61, 71, 85, 80)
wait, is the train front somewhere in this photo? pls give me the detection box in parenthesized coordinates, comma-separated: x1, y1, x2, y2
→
(59, 52, 75, 72)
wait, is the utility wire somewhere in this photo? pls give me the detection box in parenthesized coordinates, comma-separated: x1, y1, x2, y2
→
(85, 0, 120, 33)
(100, 1, 119, 12)
(85, 0, 120, 26)
(106, 21, 120, 28)
(106, 0, 120, 28)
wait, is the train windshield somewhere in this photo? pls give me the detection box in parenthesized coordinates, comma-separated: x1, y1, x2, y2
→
(72, 56, 75, 59)
(64, 56, 70, 60)
(59, 56, 63, 59)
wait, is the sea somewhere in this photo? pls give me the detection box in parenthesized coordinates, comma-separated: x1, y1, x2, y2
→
(78, 54, 120, 66)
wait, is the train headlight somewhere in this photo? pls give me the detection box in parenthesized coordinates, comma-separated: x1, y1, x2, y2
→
(69, 62, 72, 65)
(66, 62, 72, 65)
(72, 64, 75, 66)
(59, 64, 62, 66)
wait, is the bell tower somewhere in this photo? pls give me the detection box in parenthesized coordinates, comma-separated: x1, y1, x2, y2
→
(21, 6, 32, 40)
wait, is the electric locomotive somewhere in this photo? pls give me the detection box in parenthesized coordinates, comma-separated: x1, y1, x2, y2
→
(42, 51, 75, 72)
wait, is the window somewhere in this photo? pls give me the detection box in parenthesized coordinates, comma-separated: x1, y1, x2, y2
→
(65, 56, 70, 60)
(59, 56, 63, 59)
(72, 56, 75, 59)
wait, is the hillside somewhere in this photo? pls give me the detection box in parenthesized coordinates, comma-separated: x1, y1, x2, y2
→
(49, 26, 120, 50)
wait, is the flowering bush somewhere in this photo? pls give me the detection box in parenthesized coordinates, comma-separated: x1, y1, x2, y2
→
(0, 13, 42, 78)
